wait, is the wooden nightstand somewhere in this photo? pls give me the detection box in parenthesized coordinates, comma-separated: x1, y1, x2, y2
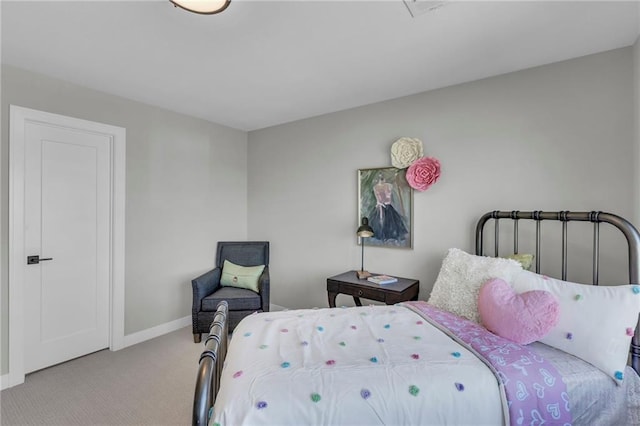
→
(327, 271, 419, 308)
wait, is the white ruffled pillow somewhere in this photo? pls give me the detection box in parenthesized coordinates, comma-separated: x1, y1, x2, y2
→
(512, 270, 640, 384)
(428, 248, 523, 323)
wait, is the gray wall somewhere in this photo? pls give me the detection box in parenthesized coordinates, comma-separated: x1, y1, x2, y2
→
(635, 36, 640, 226)
(2, 45, 637, 377)
(1, 65, 249, 374)
(248, 47, 635, 310)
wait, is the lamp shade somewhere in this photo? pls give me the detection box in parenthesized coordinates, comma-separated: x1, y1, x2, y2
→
(170, 0, 231, 14)
(357, 217, 374, 238)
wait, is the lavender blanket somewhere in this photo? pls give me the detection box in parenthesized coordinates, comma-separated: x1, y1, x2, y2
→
(403, 301, 572, 425)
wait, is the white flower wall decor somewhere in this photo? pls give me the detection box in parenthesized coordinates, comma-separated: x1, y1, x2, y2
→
(390, 137, 424, 169)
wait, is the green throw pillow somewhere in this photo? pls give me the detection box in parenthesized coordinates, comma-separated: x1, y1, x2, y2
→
(220, 260, 265, 292)
(505, 253, 534, 270)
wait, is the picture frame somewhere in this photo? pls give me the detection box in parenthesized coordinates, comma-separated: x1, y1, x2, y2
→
(358, 167, 413, 249)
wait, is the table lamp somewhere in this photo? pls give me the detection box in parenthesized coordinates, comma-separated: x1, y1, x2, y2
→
(356, 217, 374, 279)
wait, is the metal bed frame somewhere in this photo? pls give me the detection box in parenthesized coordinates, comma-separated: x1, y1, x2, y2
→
(476, 210, 640, 375)
(192, 210, 640, 425)
(192, 301, 228, 426)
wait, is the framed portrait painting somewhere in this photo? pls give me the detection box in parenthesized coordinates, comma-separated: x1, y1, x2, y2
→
(358, 167, 413, 249)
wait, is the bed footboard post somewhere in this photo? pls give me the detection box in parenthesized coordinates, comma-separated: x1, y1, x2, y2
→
(193, 301, 229, 426)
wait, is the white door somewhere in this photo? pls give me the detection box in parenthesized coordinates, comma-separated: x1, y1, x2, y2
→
(22, 119, 111, 373)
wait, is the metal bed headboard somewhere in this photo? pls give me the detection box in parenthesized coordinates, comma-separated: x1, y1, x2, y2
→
(475, 210, 640, 375)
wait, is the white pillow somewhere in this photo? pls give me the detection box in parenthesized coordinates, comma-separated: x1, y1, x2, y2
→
(512, 270, 640, 384)
(427, 248, 523, 323)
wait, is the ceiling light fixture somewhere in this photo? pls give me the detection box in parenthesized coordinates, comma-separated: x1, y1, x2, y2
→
(402, 0, 448, 18)
(170, 0, 231, 15)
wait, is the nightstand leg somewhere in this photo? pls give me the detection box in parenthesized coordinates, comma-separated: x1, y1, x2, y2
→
(328, 291, 338, 308)
(353, 297, 362, 306)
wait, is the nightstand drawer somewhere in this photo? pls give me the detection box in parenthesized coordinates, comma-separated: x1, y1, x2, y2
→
(337, 282, 384, 301)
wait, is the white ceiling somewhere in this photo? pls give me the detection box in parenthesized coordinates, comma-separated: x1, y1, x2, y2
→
(2, 1, 639, 131)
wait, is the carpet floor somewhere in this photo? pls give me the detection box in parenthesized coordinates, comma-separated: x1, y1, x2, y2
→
(1, 327, 204, 425)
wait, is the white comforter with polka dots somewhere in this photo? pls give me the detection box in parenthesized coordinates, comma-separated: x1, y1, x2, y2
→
(210, 305, 504, 425)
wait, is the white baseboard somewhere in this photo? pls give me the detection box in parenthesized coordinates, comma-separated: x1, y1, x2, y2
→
(121, 315, 191, 348)
(1, 373, 9, 390)
(270, 303, 287, 312)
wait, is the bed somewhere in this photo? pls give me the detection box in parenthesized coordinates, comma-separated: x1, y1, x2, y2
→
(193, 210, 640, 426)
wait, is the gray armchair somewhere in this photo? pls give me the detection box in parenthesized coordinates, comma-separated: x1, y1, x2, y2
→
(191, 241, 270, 342)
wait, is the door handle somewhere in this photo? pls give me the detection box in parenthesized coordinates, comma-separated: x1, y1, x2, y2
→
(27, 255, 53, 265)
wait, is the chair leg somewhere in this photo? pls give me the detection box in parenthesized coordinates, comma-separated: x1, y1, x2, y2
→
(193, 333, 201, 343)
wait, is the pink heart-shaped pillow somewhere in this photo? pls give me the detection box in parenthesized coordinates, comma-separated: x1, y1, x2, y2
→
(478, 278, 560, 344)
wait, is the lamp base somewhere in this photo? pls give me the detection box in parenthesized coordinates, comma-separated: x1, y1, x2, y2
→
(356, 270, 372, 280)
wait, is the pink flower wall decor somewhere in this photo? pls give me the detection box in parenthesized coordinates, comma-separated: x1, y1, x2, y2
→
(406, 157, 441, 191)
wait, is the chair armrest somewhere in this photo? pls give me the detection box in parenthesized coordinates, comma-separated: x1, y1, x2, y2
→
(192, 267, 222, 308)
(258, 266, 270, 312)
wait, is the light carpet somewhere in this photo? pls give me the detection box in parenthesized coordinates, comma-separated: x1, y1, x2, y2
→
(1, 327, 204, 425)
